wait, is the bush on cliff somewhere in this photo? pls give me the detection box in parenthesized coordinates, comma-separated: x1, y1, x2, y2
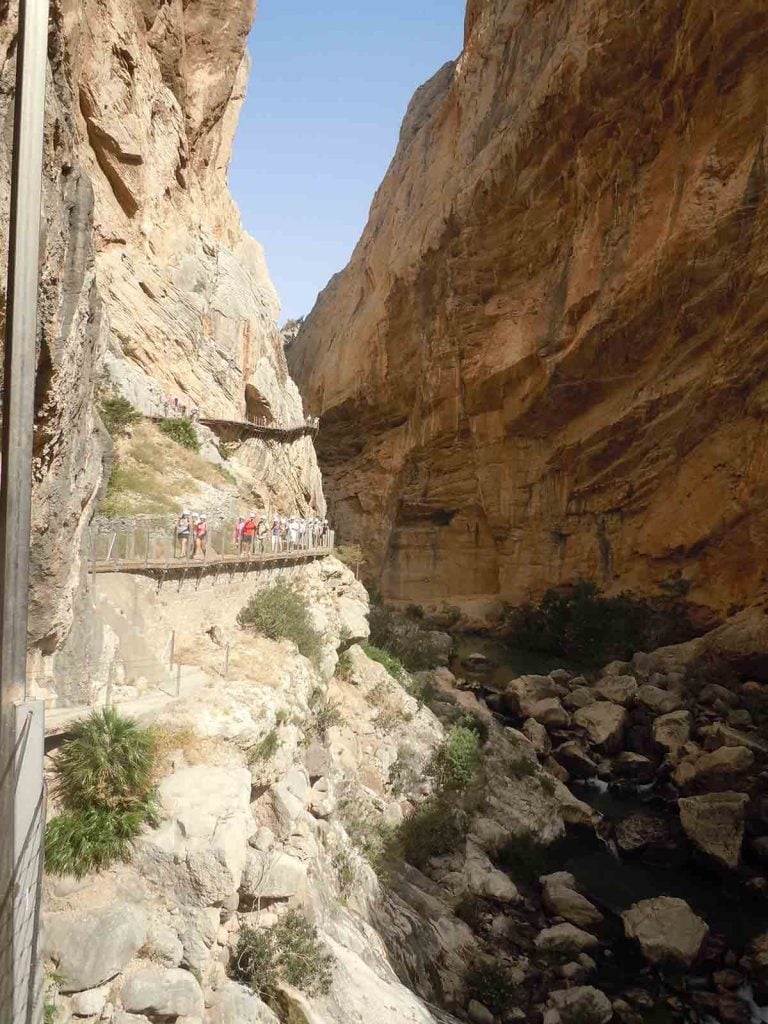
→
(158, 415, 200, 452)
(504, 580, 696, 663)
(45, 708, 159, 878)
(233, 910, 333, 998)
(426, 726, 482, 792)
(99, 394, 141, 437)
(238, 580, 322, 666)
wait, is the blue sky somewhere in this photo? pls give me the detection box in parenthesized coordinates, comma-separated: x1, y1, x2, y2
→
(229, 1, 466, 322)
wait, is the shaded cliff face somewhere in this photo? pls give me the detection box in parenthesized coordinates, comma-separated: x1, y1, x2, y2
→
(290, 0, 768, 621)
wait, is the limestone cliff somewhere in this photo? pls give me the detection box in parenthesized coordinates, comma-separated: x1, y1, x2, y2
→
(0, 0, 323, 666)
(290, 0, 768, 622)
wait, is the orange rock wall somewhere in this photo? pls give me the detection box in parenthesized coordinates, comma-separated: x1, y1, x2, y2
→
(289, 0, 768, 621)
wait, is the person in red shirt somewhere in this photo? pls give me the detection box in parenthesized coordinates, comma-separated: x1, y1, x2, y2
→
(242, 514, 257, 555)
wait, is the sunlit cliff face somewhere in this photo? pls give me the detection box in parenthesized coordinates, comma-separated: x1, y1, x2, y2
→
(289, 0, 768, 621)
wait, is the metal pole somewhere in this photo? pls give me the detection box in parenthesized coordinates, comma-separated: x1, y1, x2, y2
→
(223, 645, 230, 680)
(176, 664, 181, 697)
(0, 0, 51, 1020)
(168, 630, 175, 670)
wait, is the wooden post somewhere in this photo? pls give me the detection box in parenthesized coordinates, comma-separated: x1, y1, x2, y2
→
(169, 631, 175, 670)
(176, 664, 182, 697)
(223, 645, 230, 680)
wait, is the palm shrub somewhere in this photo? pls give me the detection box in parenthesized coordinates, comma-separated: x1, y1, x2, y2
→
(45, 709, 158, 878)
(233, 910, 333, 998)
(158, 416, 199, 452)
(238, 581, 322, 666)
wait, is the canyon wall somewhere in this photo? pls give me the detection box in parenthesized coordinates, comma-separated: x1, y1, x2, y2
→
(0, 0, 323, 672)
(290, 0, 768, 622)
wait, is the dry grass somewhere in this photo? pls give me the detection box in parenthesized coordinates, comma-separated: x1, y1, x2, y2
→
(150, 724, 223, 775)
(102, 421, 236, 517)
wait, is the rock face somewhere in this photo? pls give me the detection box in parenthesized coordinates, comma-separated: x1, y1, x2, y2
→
(1, 0, 324, 691)
(678, 792, 748, 868)
(290, 0, 768, 620)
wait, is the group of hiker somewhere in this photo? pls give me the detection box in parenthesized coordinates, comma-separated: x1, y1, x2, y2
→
(174, 510, 330, 559)
(161, 396, 200, 421)
(233, 513, 330, 554)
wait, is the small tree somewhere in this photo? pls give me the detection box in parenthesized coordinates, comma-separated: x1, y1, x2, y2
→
(100, 395, 141, 437)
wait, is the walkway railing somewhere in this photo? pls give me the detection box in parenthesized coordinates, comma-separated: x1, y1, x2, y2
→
(88, 524, 335, 575)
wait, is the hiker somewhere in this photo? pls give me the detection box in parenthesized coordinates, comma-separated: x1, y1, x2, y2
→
(287, 517, 299, 550)
(256, 515, 269, 553)
(196, 515, 208, 558)
(189, 514, 200, 556)
(234, 516, 245, 553)
(242, 513, 257, 555)
(176, 511, 191, 558)
(162, 397, 169, 418)
(298, 517, 307, 549)
(271, 516, 281, 552)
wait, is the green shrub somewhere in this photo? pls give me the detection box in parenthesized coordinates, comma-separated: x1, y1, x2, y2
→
(338, 797, 395, 873)
(336, 649, 354, 681)
(99, 394, 141, 437)
(238, 581, 322, 666)
(506, 753, 538, 780)
(391, 796, 467, 870)
(332, 848, 357, 900)
(427, 727, 482, 792)
(158, 416, 200, 452)
(362, 643, 408, 681)
(505, 580, 696, 664)
(307, 686, 342, 739)
(45, 709, 159, 878)
(495, 831, 547, 884)
(465, 960, 519, 1016)
(233, 910, 333, 998)
(45, 806, 149, 878)
(249, 729, 280, 763)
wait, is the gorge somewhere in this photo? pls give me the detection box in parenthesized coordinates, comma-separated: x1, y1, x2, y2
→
(0, 1, 767, 1024)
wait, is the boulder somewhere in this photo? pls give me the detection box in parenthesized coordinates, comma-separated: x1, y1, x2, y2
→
(698, 723, 768, 756)
(272, 766, 310, 828)
(615, 813, 670, 854)
(548, 987, 613, 1024)
(673, 745, 754, 790)
(139, 766, 253, 906)
(336, 595, 370, 646)
(678, 792, 749, 868)
(573, 704, 627, 753)
(621, 897, 708, 965)
(652, 710, 691, 757)
(637, 686, 683, 715)
(535, 922, 600, 954)
(466, 842, 519, 903)
(43, 904, 146, 992)
(424, 630, 454, 666)
(504, 675, 568, 717)
(522, 717, 552, 755)
(70, 986, 109, 1017)
(541, 875, 603, 929)
(554, 741, 598, 777)
(594, 676, 638, 706)
(143, 917, 184, 968)
(699, 683, 739, 707)
(205, 981, 279, 1023)
(613, 752, 655, 784)
(529, 698, 571, 730)
(121, 967, 204, 1018)
(564, 687, 596, 711)
(602, 661, 632, 677)
(468, 1000, 495, 1024)
(240, 849, 308, 900)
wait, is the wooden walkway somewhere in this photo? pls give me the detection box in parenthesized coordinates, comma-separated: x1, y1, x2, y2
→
(146, 414, 318, 441)
(92, 545, 334, 578)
